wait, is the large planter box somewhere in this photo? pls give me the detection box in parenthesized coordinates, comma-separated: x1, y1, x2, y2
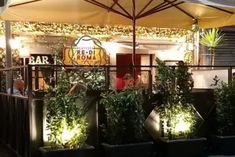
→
(210, 135, 235, 155)
(156, 138, 207, 157)
(102, 141, 154, 157)
(39, 146, 96, 157)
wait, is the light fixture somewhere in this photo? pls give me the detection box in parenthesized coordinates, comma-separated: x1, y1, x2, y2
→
(0, 36, 6, 48)
(19, 47, 30, 58)
(10, 38, 22, 50)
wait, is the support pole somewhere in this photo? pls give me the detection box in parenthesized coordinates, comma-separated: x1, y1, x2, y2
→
(132, 0, 136, 82)
(5, 21, 11, 68)
(5, 20, 12, 90)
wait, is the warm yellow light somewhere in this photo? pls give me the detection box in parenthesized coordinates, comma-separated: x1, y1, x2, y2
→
(61, 127, 75, 144)
(10, 38, 22, 50)
(175, 119, 191, 133)
(102, 42, 119, 54)
(61, 120, 81, 145)
(19, 47, 30, 58)
(0, 36, 5, 48)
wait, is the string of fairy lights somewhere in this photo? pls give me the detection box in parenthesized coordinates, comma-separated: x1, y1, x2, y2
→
(0, 21, 191, 40)
(0, 21, 195, 68)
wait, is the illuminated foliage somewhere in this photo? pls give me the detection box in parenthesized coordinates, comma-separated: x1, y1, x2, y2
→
(157, 102, 200, 139)
(154, 58, 202, 139)
(44, 70, 88, 148)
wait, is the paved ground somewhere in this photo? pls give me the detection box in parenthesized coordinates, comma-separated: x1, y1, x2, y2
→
(1, 143, 235, 157)
(209, 156, 235, 157)
(210, 156, 235, 157)
(0, 143, 18, 157)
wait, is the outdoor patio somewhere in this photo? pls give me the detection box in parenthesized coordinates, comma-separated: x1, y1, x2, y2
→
(1, 1, 235, 157)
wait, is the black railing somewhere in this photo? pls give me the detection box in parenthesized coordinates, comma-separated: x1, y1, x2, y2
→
(0, 94, 29, 157)
(1, 64, 235, 95)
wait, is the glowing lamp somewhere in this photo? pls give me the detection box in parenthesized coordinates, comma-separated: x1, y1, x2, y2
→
(61, 127, 75, 145)
(10, 38, 22, 50)
(174, 119, 191, 133)
(0, 36, 6, 48)
(19, 47, 30, 58)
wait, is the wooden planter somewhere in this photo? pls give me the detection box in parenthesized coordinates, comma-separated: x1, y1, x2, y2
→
(156, 138, 207, 157)
(39, 146, 95, 157)
(210, 135, 235, 155)
(102, 141, 154, 157)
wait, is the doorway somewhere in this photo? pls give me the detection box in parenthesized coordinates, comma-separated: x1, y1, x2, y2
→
(116, 54, 141, 90)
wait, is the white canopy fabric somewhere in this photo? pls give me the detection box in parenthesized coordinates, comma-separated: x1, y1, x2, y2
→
(1, 0, 235, 28)
(184, 0, 235, 8)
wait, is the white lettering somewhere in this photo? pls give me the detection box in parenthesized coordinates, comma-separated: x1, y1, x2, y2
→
(42, 56, 49, 64)
(29, 56, 35, 64)
(29, 56, 50, 64)
(35, 56, 42, 64)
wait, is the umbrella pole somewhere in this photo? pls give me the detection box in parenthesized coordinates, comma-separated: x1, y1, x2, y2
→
(132, 0, 136, 85)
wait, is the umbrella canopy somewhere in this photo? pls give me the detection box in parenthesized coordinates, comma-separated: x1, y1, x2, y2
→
(1, 0, 235, 78)
(1, 0, 235, 28)
(185, 0, 235, 8)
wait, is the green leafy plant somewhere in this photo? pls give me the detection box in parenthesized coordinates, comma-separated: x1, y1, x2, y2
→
(154, 58, 202, 139)
(154, 58, 194, 105)
(100, 87, 146, 144)
(83, 69, 106, 91)
(214, 80, 235, 136)
(44, 70, 88, 149)
(200, 28, 224, 65)
(156, 102, 200, 139)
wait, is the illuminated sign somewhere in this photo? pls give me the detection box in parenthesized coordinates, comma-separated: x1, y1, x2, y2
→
(63, 36, 109, 65)
(29, 54, 53, 65)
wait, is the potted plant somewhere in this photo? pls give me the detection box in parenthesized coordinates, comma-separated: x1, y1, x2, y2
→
(145, 58, 206, 157)
(200, 28, 224, 66)
(99, 86, 153, 157)
(210, 80, 235, 155)
(39, 70, 95, 157)
(83, 68, 106, 146)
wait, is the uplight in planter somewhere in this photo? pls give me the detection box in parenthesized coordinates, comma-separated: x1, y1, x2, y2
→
(174, 118, 191, 133)
(61, 120, 81, 145)
(173, 112, 193, 135)
(163, 105, 197, 136)
(145, 103, 204, 140)
(162, 104, 203, 138)
(162, 114, 193, 137)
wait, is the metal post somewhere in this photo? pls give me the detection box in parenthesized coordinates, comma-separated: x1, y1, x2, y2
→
(228, 66, 233, 83)
(5, 21, 12, 90)
(132, 0, 136, 81)
(105, 66, 110, 90)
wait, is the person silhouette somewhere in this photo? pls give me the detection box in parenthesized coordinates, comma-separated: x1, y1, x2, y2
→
(7, 79, 25, 95)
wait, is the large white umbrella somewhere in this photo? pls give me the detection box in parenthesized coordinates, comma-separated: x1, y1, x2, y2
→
(1, 0, 235, 28)
(1, 0, 235, 77)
